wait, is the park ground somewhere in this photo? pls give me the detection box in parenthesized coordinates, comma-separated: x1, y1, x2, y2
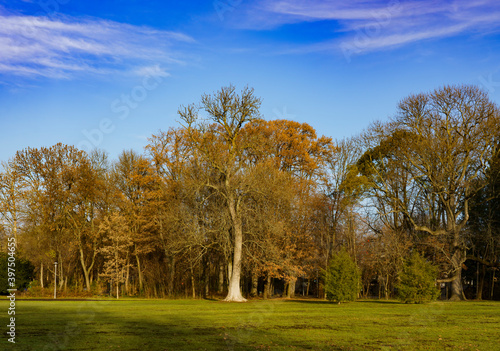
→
(1, 298, 499, 350)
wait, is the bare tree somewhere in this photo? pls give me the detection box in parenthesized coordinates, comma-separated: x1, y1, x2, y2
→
(178, 85, 261, 301)
(99, 213, 133, 299)
(361, 85, 500, 300)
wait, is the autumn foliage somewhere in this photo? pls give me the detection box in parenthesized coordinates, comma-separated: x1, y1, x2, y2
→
(0, 84, 499, 302)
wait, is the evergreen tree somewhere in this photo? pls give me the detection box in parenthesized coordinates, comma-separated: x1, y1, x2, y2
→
(324, 248, 360, 303)
(397, 252, 440, 304)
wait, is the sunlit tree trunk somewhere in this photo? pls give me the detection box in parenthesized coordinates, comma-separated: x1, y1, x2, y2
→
(449, 248, 466, 301)
(287, 277, 297, 298)
(135, 252, 143, 294)
(79, 246, 92, 291)
(40, 263, 44, 288)
(190, 263, 196, 299)
(224, 193, 246, 302)
(125, 253, 130, 295)
(58, 257, 64, 290)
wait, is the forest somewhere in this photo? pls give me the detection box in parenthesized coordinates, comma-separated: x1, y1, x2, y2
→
(1, 84, 499, 302)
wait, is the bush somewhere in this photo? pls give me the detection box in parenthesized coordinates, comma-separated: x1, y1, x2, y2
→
(397, 252, 440, 304)
(22, 281, 96, 298)
(0, 252, 35, 295)
(325, 248, 360, 303)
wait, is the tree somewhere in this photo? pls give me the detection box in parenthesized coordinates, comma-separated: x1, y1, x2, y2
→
(324, 248, 360, 303)
(0, 161, 22, 244)
(98, 213, 133, 299)
(466, 142, 500, 299)
(147, 127, 213, 297)
(359, 85, 500, 300)
(242, 119, 335, 298)
(323, 137, 366, 267)
(12, 144, 92, 291)
(244, 119, 334, 178)
(0, 253, 34, 294)
(351, 128, 417, 299)
(66, 149, 109, 292)
(178, 85, 262, 302)
(113, 150, 158, 294)
(397, 252, 440, 304)
(395, 85, 499, 300)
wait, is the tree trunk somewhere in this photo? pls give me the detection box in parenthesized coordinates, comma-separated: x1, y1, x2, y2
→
(225, 241, 245, 301)
(224, 194, 246, 302)
(58, 259, 64, 290)
(491, 269, 496, 300)
(168, 255, 175, 297)
(40, 263, 44, 288)
(158, 221, 175, 297)
(190, 263, 196, 299)
(135, 253, 143, 294)
(263, 275, 271, 299)
(477, 264, 486, 300)
(203, 258, 210, 298)
(449, 248, 466, 301)
(378, 278, 381, 299)
(250, 271, 258, 297)
(287, 277, 296, 298)
(317, 272, 321, 298)
(79, 247, 91, 291)
(125, 253, 130, 295)
(227, 261, 232, 285)
(384, 273, 389, 299)
(218, 264, 225, 294)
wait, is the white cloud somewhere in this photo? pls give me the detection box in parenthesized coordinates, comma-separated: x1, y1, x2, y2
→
(231, 0, 500, 56)
(0, 13, 195, 79)
(133, 64, 171, 78)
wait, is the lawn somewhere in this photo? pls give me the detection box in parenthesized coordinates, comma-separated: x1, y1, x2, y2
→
(1, 298, 499, 350)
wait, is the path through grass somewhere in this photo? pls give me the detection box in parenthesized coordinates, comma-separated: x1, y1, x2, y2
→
(1, 298, 499, 350)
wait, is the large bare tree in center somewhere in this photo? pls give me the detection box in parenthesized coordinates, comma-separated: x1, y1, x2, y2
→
(178, 85, 261, 302)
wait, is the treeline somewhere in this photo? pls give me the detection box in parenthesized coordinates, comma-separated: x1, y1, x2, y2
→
(0, 84, 499, 301)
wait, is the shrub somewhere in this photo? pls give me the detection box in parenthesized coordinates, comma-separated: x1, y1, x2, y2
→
(397, 252, 440, 304)
(324, 248, 360, 303)
(0, 252, 35, 295)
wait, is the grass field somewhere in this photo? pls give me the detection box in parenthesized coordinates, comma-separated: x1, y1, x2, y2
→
(1, 298, 499, 350)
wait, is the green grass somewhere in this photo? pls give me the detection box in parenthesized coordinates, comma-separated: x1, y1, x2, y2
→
(1, 298, 500, 350)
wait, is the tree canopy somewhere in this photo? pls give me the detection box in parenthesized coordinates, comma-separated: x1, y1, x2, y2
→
(1, 84, 499, 302)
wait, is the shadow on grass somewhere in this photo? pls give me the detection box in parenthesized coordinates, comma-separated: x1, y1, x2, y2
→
(7, 299, 500, 351)
(283, 299, 333, 305)
(283, 298, 404, 305)
(202, 297, 220, 302)
(12, 300, 315, 351)
(356, 299, 403, 305)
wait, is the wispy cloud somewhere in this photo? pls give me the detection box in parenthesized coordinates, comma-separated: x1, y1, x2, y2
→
(132, 64, 171, 78)
(0, 13, 195, 79)
(231, 0, 500, 57)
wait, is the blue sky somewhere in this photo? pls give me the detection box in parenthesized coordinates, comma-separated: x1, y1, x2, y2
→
(1, 0, 500, 162)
